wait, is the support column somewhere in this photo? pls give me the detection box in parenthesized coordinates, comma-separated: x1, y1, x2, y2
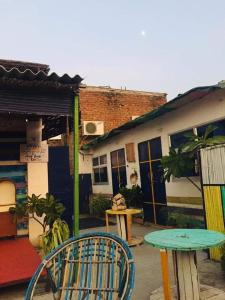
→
(174, 250, 200, 300)
(116, 215, 127, 241)
(27, 161, 48, 246)
(73, 95, 79, 236)
(160, 249, 172, 300)
(126, 214, 132, 244)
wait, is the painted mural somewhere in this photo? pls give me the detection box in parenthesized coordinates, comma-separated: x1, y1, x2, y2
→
(200, 145, 225, 260)
(0, 164, 27, 234)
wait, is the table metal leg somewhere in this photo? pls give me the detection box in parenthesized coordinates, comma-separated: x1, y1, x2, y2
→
(174, 250, 200, 300)
(160, 249, 172, 300)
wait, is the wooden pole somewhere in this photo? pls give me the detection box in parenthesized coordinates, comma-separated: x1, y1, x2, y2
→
(160, 249, 172, 300)
(105, 212, 109, 233)
(175, 250, 200, 300)
(73, 95, 79, 236)
(126, 214, 132, 245)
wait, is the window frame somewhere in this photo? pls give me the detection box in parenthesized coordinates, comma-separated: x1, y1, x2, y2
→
(110, 148, 127, 194)
(92, 154, 109, 185)
(169, 127, 197, 178)
(168, 118, 225, 179)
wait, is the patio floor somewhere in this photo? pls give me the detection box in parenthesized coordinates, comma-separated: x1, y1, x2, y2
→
(0, 223, 225, 300)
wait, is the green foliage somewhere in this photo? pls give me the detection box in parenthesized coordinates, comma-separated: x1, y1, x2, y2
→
(161, 125, 225, 188)
(167, 211, 204, 229)
(90, 194, 111, 216)
(182, 125, 225, 152)
(119, 185, 144, 208)
(40, 193, 65, 229)
(10, 194, 69, 255)
(161, 147, 194, 182)
(9, 202, 27, 221)
(9, 193, 66, 232)
(42, 218, 70, 255)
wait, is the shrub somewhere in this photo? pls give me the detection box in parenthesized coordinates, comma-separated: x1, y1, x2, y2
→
(119, 185, 144, 208)
(9, 193, 69, 255)
(42, 219, 70, 255)
(167, 210, 204, 228)
(90, 194, 111, 217)
(9, 193, 65, 232)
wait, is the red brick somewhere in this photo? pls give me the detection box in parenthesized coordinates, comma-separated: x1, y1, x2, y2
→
(80, 86, 166, 140)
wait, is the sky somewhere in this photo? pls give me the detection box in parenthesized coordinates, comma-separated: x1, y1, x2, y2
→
(0, 0, 225, 100)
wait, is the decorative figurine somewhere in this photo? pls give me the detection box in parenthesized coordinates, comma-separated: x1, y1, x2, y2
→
(112, 193, 127, 211)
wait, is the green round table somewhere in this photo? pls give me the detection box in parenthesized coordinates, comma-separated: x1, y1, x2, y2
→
(144, 229, 225, 300)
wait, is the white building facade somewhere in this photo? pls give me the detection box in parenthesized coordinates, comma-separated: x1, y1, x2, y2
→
(83, 83, 225, 225)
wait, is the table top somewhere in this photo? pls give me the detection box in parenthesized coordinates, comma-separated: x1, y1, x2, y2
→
(144, 229, 225, 251)
(106, 208, 142, 215)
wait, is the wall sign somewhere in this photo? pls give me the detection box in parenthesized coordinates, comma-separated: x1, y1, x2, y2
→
(20, 144, 48, 163)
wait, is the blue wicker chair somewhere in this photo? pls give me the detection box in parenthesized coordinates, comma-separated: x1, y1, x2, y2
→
(25, 232, 135, 299)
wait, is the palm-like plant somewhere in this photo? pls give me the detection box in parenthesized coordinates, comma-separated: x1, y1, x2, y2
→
(182, 125, 225, 152)
(9, 193, 69, 255)
(161, 125, 225, 191)
(10, 193, 65, 233)
(161, 147, 200, 190)
(161, 147, 193, 181)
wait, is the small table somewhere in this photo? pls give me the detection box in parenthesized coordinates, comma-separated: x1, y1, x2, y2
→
(105, 209, 143, 246)
(144, 229, 225, 300)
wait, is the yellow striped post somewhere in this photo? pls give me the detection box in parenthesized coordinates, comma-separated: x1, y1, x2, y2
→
(160, 249, 172, 300)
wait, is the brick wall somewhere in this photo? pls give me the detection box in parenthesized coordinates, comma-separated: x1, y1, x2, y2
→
(57, 86, 167, 174)
(80, 86, 166, 134)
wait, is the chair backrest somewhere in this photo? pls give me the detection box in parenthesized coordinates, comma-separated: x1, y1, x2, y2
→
(25, 232, 135, 300)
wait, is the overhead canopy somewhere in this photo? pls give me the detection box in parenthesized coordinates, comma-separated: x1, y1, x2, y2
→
(83, 84, 223, 150)
(0, 63, 82, 139)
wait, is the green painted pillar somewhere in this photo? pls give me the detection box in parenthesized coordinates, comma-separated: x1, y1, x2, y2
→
(73, 95, 79, 236)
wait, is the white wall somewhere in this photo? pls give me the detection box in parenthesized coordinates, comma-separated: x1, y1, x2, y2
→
(27, 162, 48, 246)
(79, 152, 92, 174)
(89, 89, 225, 205)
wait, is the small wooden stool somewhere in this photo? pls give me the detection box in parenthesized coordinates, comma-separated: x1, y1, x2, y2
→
(105, 208, 143, 246)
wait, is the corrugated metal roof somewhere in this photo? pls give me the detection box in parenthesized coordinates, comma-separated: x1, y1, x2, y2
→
(0, 88, 74, 116)
(83, 84, 223, 150)
(0, 63, 82, 117)
(0, 59, 50, 74)
(0, 61, 82, 139)
(0, 65, 82, 86)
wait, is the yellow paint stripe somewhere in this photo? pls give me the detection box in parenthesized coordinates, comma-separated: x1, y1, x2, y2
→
(203, 186, 224, 260)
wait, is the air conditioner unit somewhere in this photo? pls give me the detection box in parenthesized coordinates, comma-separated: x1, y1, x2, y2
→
(83, 121, 104, 136)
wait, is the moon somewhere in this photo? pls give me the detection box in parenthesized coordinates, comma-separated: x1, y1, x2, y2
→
(141, 30, 146, 37)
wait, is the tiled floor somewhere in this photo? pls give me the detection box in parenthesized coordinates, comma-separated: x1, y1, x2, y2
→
(0, 223, 225, 300)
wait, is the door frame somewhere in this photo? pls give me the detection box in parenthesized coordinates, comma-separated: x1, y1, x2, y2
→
(138, 137, 167, 224)
(110, 148, 127, 195)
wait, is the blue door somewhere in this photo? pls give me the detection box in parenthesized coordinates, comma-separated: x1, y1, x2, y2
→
(138, 137, 167, 225)
(111, 148, 127, 195)
(48, 146, 73, 233)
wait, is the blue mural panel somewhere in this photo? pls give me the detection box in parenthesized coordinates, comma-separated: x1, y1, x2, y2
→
(0, 164, 27, 232)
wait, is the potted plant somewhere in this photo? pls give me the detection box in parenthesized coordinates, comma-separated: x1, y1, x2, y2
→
(119, 185, 144, 209)
(119, 185, 144, 223)
(9, 193, 69, 255)
(90, 194, 111, 217)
